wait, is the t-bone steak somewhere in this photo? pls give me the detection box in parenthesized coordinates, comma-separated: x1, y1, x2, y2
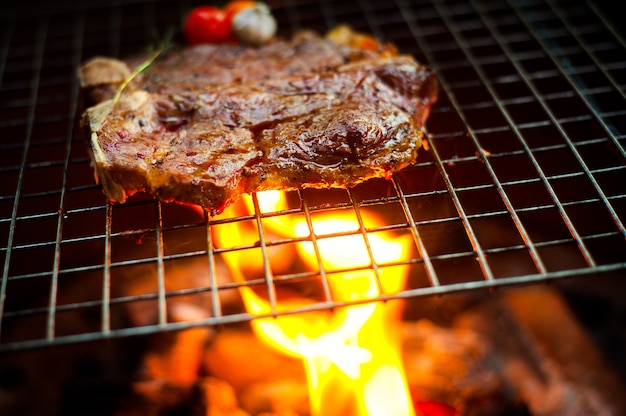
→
(79, 26, 438, 215)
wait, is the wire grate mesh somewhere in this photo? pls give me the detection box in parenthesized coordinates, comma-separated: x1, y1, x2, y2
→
(0, 0, 625, 352)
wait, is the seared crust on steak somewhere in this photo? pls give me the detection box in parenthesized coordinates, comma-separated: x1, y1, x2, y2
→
(79, 27, 438, 214)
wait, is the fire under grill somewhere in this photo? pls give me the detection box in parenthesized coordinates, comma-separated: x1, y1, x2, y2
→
(1, 0, 625, 367)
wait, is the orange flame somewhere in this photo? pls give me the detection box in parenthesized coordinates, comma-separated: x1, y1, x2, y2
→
(214, 191, 415, 416)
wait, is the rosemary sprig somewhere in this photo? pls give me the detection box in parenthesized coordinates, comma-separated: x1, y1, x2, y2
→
(112, 27, 176, 107)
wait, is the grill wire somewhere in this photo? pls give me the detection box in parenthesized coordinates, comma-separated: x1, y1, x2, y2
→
(0, 0, 625, 353)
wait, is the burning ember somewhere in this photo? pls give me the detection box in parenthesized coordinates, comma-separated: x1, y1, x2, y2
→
(214, 191, 415, 416)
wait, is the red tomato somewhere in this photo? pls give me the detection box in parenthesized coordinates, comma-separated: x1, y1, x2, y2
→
(185, 6, 231, 44)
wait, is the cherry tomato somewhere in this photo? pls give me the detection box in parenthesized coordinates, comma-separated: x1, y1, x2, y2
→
(185, 6, 231, 44)
(224, 0, 257, 21)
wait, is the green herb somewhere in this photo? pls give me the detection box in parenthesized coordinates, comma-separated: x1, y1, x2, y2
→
(112, 27, 176, 107)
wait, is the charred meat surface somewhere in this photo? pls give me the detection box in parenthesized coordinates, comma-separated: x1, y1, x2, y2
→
(79, 27, 438, 214)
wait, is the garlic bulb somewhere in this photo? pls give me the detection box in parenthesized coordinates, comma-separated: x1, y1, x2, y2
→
(231, 2, 277, 46)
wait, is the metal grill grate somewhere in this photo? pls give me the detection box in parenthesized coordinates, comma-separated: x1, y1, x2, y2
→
(1, 0, 625, 353)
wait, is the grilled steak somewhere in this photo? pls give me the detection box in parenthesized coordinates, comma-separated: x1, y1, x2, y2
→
(79, 27, 438, 214)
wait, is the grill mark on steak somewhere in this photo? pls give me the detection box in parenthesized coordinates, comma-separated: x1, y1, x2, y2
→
(80, 28, 438, 215)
